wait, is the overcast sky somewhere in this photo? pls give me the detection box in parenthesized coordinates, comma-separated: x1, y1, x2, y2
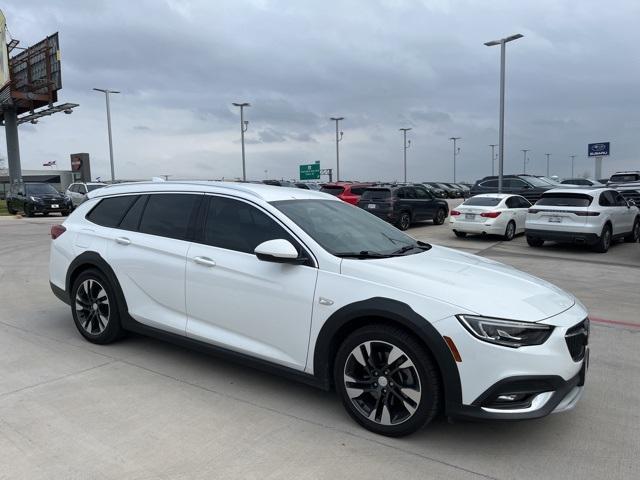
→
(2, 0, 639, 182)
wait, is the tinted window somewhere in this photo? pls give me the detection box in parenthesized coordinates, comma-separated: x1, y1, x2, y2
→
(139, 194, 199, 240)
(504, 179, 527, 188)
(414, 187, 431, 199)
(68, 185, 78, 193)
(295, 183, 310, 190)
(360, 189, 391, 201)
(119, 195, 146, 231)
(87, 195, 138, 227)
(610, 174, 640, 183)
(561, 179, 589, 186)
(203, 196, 294, 254)
(480, 180, 499, 188)
(517, 196, 532, 208)
(404, 187, 417, 199)
(505, 197, 519, 208)
(349, 187, 368, 196)
(464, 197, 501, 206)
(537, 193, 593, 207)
(320, 186, 344, 196)
(614, 192, 628, 206)
(598, 191, 616, 207)
(26, 184, 59, 195)
(87, 184, 104, 192)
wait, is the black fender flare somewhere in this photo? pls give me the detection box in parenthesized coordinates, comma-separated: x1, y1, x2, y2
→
(312, 297, 462, 413)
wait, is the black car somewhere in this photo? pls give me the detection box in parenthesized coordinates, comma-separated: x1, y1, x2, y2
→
(263, 179, 295, 187)
(421, 183, 447, 198)
(470, 174, 553, 202)
(425, 182, 458, 198)
(357, 185, 449, 230)
(6, 182, 72, 217)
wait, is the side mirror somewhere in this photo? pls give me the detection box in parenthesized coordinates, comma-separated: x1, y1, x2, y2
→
(627, 200, 636, 208)
(254, 239, 305, 264)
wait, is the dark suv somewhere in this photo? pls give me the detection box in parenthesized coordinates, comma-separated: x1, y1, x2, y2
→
(357, 185, 449, 230)
(470, 174, 553, 202)
(6, 182, 72, 217)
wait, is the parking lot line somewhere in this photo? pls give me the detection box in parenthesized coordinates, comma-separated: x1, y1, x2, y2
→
(590, 317, 640, 330)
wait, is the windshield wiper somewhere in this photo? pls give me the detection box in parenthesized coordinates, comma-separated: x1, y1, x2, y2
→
(390, 241, 431, 255)
(334, 250, 390, 259)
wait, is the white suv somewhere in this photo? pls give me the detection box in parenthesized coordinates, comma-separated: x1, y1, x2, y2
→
(65, 182, 107, 208)
(49, 181, 589, 436)
(526, 187, 640, 252)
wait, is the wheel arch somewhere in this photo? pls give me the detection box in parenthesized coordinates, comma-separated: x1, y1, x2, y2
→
(312, 297, 462, 413)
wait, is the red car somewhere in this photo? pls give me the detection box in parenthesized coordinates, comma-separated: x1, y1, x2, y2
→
(320, 182, 373, 205)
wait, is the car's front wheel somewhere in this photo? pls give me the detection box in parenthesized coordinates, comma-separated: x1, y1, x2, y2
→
(433, 208, 446, 225)
(23, 204, 34, 217)
(71, 269, 123, 344)
(334, 324, 441, 437)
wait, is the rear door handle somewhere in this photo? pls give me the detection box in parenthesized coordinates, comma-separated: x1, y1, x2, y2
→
(115, 237, 131, 245)
(193, 256, 216, 267)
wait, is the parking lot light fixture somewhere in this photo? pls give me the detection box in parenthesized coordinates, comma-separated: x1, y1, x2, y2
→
(93, 88, 120, 182)
(330, 117, 344, 181)
(400, 128, 412, 182)
(484, 33, 524, 192)
(570, 155, 576, 177)
(450, 137, 461, 182)
(545, 153, 551, 176)
(232, 102, 250, 181)
(522, 149, 530, 174)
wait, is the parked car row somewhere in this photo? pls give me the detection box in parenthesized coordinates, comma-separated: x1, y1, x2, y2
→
(5, 181, 108, 217)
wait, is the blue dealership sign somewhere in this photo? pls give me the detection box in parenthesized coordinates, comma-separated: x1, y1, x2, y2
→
(588, 142, 610, 157)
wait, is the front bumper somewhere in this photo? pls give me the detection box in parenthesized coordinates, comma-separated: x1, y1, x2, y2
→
(31, 202, 71, 213)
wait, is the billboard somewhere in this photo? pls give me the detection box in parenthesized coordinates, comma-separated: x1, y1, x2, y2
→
(0, 10, 9, 90)
(588, 142, 610, 157)
(299, 162, 320, 180)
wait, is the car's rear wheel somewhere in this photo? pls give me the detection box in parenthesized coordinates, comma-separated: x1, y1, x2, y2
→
(71, 269, 123, 344)
(433, 208, 446, 225)
(592, 224, 612, 253)
(503, 221, 516, 241)
(396, 212, 411, 231)
(453, 230, 467, 238)
(526, 236, 544, 247)
(6, 203, 17, 215)
(624, 218, 639, 243)
(334, 324, 441, 437)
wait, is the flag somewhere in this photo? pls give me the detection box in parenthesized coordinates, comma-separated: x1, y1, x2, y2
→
(43, 160, 57, 167)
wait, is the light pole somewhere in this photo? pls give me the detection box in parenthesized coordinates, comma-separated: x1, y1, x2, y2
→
(545, 153, 551, 177)
(489, 144, 498, 175)
(485, 33, 524, 192)
(93, 88, 120, 182)
(521, 149, 530, 173)
(330, 117, 344, 181)
(450, 137, 461, 182)
(232, 102, 250, 181)
(400, 128, 412, 182)
(570, 155, 576, 177)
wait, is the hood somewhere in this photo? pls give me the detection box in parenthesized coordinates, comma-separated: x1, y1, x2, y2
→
(339, 245, 574, 322)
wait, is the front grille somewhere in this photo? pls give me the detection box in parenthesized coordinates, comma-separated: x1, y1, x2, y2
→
(565, 318, 589, 361)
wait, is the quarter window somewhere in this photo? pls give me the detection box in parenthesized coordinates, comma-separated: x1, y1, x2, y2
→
(599, 191, 616, 207)
(87, 195, 139, 228)
(119, 195, 147, 231)
(203, 196, 296, 254)
(139, 194, 200, 241)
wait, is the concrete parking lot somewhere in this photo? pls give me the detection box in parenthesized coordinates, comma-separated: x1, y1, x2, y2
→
(0, 212, 638, 480)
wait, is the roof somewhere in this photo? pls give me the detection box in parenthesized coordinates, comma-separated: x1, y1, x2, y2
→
(472, 193, 515, 199)
(544, 187, 610, 195)
(88, 180, 337, 203)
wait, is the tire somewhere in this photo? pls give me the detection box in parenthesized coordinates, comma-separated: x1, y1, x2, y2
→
(6, 203, 17, 215)
(526, 236, 544, 247)
(23, 204, 34, 217)
(624, 218, 640, 243)
(433, 208, 446, 225)
(454, 230, 467, 238)
(592, 224, 612, 253)
(396, 211, 411, 231)
(503, 221, 516, 241)
(61, 210, 70, 217)
(334, 324, 441, 437)
(71, 268, 123, 344)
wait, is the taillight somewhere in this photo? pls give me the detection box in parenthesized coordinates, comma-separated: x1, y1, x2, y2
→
(50, 224, 66, 240)
(480, 211, 502, 218)
(528, 209, 540, 214)
(450, 210, 461, 216)
(574, 211, 600, 216)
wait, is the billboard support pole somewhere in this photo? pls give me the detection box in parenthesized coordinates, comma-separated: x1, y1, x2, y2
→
(595, 156, 603, 180)
(4, 107, 23, 192)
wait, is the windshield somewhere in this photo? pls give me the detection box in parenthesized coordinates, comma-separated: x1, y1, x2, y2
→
(522, 176, 551, 187)
(537, 176, 561, 185)
(87, 184, 105, 192)
(272, 199, 429, 257)
(463, 197, 501, 206)
(610, 174, 639, 183)
(25, 184, 60, 195)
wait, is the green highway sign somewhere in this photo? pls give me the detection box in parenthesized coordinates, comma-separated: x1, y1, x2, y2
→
(299, 162, 320, 180)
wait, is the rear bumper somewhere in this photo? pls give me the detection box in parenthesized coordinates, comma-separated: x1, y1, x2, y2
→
(50, 281, 70, 305)
(450, 219, 503, 235)
(526, 228, 599, 245)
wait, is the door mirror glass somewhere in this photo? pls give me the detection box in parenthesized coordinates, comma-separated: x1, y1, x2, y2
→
(254, 239, 302, 263)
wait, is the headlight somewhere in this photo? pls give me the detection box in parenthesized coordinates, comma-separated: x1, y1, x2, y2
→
(29, 196, 41, 202)
(457, 315, 553, 348)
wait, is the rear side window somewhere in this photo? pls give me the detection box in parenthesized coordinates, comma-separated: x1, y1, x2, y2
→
(480, 180, 498, 188)
(87, 195, 139, 227)
(599, 191, 616, 206)
(464, 197, 501, 206)
(139, 194, 200, 241)
(119, 195, 147, 231)
(537, 193, 593, 207)
(203, 196, 295, 254)
(361, 189, 391, 201)
(320, 186, 344, 196)
(349, 187, 367, 195)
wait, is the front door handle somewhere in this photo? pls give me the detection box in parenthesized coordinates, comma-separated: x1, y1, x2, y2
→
(115, 237, 131, 245)
(193, 256, 216, 267)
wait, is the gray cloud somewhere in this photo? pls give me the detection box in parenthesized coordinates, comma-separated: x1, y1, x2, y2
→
(2, 0, 639, 182)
